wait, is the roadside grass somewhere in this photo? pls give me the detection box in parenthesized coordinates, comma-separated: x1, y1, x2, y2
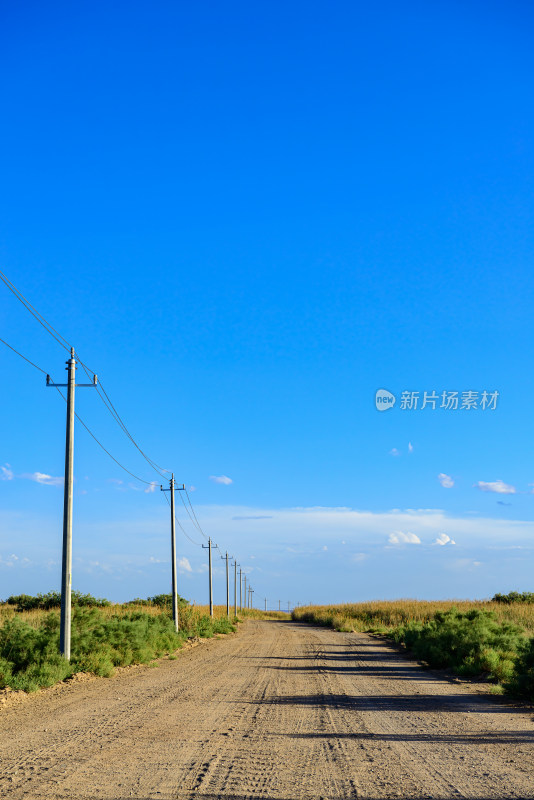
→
(236, 608, 291, 621)
(0, 597, 235, 693)
(292, 600, 534, 699)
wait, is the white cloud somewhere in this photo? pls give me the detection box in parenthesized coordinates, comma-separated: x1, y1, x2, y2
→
(408, 442, 414, 453)
(438, 473, 454, 488)
(149, 556, 166, 564)
(22, 472, 63, 487)
(352, 552, 367, 563)
(108, 478, 123, 485)
(322, 545, 328, 551)
(144, 481, 159, 494)
(388, 531, 421, 545)
(178, 557, 192, 573)
(389, 448, 400, 456)
(1, 464, 13, 481)
(475, 480, 516, 495)
(209, 475, 233, 485)
(433, 533, 456, 546)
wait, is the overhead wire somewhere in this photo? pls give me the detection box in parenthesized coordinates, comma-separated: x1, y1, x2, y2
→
(0, 272, 231, 560)
(184, 486, 208, 538)
(0, 269, 71, 353)
(0, 269, 170, 479)
(178, 490, 209, 542)
(0, 336, 48, 375)
(53, 387, 155, 485)
(161, 490, 202, 546)
(75, 355, 169, 478)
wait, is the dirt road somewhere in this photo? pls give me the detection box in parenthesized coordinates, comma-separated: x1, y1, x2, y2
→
(1, 619, 533, 799)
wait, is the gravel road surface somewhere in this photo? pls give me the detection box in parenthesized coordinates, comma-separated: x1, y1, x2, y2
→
(1, 619, 533, 799)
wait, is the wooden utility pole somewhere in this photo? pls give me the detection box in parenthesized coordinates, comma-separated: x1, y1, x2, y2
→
(46, 349, 96, 660)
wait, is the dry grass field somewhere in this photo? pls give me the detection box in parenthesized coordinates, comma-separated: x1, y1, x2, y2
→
(292, 598, 534, 634)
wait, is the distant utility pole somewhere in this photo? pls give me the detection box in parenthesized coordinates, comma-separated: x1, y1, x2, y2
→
(278, 599, 281, 612)
(249, 587, 254, 609)
(160, 475, 185, 632)
(264, 597, 267, 612)
(233, 561, 239, 617)
(202, 537, 216, 617)
(221, 551, 233, 618)
(239, 567, 242, 611)
(46, 348, 97, 660)
(243, 574, 247, 612)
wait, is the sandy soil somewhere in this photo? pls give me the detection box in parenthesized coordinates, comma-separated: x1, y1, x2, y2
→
(0, 619, 533, 799)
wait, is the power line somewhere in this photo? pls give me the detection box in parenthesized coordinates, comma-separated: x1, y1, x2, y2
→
(75, 354, 169, 478)
(0, 336, 48, 375)
(0, 269, 71, 353)
(54, 387, 155, 485)
(178, 490, 209, 541)
(162, 491, 202, 546)
(0, 270, 170, 480)
(0, 334, 160, 487)
(184, 486, 208, 537)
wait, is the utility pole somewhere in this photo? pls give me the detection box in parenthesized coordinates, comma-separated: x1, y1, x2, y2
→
(278, 599, 281, 612)
(249, 587, 254, 609)
(202, 537, 216, 617)
(243, 574, 247, 612)
(160, 475, 185, 632)
(46, 349, 97, 660)
(233, 560, 239, 617)
(264, 597, 267, 612)
(239, 567, 242, 611)
(221, 551, 233, 618)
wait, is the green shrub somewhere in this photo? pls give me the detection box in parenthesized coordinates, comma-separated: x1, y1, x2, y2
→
(492, 591, 534, 604)
(0, 601, 235, 692)
(507, 637, 534, 697)
(5, 591, 110, 612)
(393, 608, 525, 680)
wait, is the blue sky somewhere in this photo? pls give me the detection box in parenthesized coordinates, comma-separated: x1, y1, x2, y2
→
(1, 1, 534, 605)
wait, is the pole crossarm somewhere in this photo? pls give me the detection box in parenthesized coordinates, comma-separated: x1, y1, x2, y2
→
(47, 376, 98, 387)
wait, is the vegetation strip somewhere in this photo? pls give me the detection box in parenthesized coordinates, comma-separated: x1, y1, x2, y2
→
(292, 594, 534, 700)
(0, 593, 236, 692)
